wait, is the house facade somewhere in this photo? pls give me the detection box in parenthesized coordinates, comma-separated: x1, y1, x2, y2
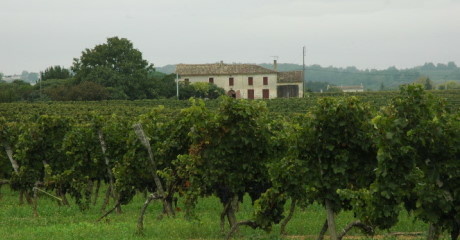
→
(176, 61, 303, 99)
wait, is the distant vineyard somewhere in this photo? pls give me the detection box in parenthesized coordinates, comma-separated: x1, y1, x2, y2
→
(0, 90, 459, 120)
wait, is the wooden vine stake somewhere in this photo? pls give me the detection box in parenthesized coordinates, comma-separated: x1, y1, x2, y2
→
(3, 142, 19, 173)
(97, 129, 121, 213)
(133, 123, 174, 234)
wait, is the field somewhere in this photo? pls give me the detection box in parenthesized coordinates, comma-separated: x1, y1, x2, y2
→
(1, 90, 459, 120)
(0, 89, 458, 240)
(0, 185, 429, 240)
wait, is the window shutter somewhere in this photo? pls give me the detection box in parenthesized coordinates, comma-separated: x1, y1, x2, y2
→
(248, 77, 253, 85)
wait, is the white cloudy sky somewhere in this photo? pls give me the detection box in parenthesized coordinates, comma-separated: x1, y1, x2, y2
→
(1, 0, 460, 75)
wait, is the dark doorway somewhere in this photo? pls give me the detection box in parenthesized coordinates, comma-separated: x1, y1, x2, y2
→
(227, 90, 236, 98)
(277, 85, 299, 98)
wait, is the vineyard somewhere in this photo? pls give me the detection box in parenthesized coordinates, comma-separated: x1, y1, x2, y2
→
(0, 87, 459, 240)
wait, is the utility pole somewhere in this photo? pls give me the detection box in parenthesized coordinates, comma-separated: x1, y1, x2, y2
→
(303, 46, 306, 97)
(176, 73, 179, 99)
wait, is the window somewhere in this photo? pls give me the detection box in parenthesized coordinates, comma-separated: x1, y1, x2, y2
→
(184, 78, 190, 84)
(263, 89, 269, 99)
(209, 77, 214, 84)
(248, 77, 253, 85)
(263, 77, 268, 85)
(247, 89, 254, 99)
(229, 77, 234, 86)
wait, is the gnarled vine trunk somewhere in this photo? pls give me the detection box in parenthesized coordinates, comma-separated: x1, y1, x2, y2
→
(280, 198, 297, 235)
(325, 199, 338, 240)
(427, 224, 441, 240)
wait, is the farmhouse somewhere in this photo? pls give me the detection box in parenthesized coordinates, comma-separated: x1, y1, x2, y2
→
(175, 61, 303, 99)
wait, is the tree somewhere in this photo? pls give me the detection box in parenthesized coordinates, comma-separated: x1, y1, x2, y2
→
(148, 72, 177, 98)
(20, 71, 29, 81)
(447, 61, 457, 69)
(72, 37, 154, 100)
(67, 81, 109, 101)
(413, 76, 434, 90)
(0, 81, 34, 102)
(438, 81, 460, 90)
(306, 81, 331, 92)
(40, 66, 71, 81)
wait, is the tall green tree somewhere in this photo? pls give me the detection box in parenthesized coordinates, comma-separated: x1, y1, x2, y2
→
(40, 66, 71, 81)
(72, 37, 154, 100)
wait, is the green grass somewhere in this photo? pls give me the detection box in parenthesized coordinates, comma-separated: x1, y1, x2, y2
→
(0, 186, 435, 240)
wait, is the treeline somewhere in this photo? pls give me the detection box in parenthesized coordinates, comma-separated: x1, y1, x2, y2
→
(262, 62, 460, 91)
(0, 37, 225, 103)
(1, 85, 459, 240)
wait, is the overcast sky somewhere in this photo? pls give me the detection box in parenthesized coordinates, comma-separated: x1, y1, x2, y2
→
(1, 0, 460, 75)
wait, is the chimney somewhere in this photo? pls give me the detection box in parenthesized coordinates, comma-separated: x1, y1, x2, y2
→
(273, 59, 278, 71)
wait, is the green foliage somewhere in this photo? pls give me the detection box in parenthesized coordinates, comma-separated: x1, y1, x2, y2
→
(255, 96, 377, 232)
(0, 87, 459, 238)
(12, 115, 70, 192)
(149, 73, 177, 99)
(413, 76, 434, 90)
(367, 85, 460, 233)
(114, 107, 169, 204)
(114, 105, 193, 206)
(44, 81, 109, 101)
(306, 81, 331, 92)
(179, 82, 225, 100)
(178, 97, 273, 219)
(60, 122, 105, 209)
(253, 188, 287, 231)
(40, 66, 71, 81)
(0, 80, 34, 102)
(438, 81, 460, 90)
(0, 117, 19, 180)
(72, 37, 154, 100)
(298, 97, 376, 210)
